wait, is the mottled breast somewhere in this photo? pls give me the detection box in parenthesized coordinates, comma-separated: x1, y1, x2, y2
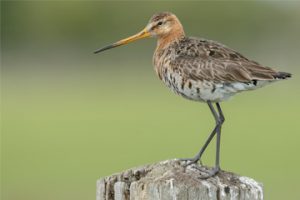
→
(153, 37, 272, 102)
(153, 40, 217, 102)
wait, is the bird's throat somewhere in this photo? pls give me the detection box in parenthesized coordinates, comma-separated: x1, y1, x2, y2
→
(156, 28, 185, 50)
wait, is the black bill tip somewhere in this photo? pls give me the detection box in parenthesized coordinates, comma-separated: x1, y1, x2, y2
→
(94, 43, 119, 54)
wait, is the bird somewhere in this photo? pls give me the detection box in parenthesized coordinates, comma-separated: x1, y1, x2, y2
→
(94, 12, 291, 178)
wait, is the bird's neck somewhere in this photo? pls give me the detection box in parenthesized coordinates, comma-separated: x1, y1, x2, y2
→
(156, 27, 185, 50)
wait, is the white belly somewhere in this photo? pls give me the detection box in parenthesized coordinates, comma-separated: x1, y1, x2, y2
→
(161, 70, 272, 102)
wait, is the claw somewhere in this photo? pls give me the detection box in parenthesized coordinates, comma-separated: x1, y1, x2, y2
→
(179, 157, 203, 167)
(196, 167, 220, 179)
(181, 162, 220, 179)
(201, 167, 220, 179)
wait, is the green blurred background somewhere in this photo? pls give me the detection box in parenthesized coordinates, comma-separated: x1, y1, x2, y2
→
(1, 1, 300, 200)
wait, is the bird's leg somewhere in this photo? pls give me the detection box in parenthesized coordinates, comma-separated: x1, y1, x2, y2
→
(180, 101, 220, 165)
(214, 103, 225, 170)
(199, 103, 225, 178)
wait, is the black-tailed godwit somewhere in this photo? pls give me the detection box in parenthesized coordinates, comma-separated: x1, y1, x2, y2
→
(95, 12, 291, 178)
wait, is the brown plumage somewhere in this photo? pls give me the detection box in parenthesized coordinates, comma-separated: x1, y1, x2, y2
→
(149, 12, 291, 102)
(95, 12, 291, 178)
(164, 37, 287, 81)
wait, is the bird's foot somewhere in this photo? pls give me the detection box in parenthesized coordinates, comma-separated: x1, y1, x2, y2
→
(188, 165, 220, 179)
(199, 167, 220, 179)
(179, 156, 203, 167)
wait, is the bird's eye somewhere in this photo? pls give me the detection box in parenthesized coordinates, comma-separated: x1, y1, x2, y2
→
(157, 21, 163, 26)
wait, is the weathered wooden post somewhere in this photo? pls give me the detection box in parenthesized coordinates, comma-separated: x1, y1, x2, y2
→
(96, 159, 263, 200)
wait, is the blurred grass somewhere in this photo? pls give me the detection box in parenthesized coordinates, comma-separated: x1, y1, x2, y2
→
(1, 1, 300, 200)
(2, 64, 300, 200)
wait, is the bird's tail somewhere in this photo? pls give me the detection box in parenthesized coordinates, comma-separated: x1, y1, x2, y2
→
(273, 71, 292, 79)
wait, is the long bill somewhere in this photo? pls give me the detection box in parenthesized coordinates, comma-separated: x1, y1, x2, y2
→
(94, 28, 151, 54)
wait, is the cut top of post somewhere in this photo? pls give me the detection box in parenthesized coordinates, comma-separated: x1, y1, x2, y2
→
(96, 159, 263, 200)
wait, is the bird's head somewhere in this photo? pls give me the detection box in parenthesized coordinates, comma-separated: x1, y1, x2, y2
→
(94, 12, 184, 54)
(146, 12, 184, 38)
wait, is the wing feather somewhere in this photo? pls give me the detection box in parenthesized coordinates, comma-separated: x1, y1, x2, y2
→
(170, 38, 278, 83)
